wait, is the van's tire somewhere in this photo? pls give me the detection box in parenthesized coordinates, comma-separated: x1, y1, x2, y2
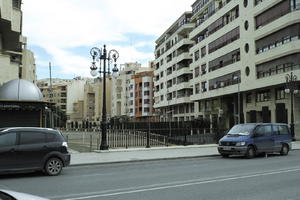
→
(45, 157, 63, 176)
(280, 144, 289, 156)
(246, 146, 255, 159)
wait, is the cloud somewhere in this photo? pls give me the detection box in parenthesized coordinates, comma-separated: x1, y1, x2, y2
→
(22, 0, 195, 78)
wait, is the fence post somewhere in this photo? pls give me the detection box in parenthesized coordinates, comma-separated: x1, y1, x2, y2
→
(89, 134, 92, 152)
(146, 120, 150, 148)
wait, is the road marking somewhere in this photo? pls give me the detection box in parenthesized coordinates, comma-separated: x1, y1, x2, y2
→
(52, 167, 300, 200)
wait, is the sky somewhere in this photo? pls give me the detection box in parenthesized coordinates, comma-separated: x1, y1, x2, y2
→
(22, 0, 195, 80)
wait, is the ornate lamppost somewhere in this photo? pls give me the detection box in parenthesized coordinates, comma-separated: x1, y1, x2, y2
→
(285, 71, 298, 141)
(89, 45, 119, 150)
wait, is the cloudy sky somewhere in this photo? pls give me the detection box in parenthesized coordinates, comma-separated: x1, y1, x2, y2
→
(22, 0, 195, 79)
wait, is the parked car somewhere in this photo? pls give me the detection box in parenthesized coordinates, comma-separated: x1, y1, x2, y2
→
(0, 127, 70, 176)
(0, 189, 49, 200)
(218, 123, 292, 158)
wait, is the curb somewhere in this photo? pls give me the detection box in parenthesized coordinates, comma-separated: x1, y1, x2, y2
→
(69, 154, 221, 167)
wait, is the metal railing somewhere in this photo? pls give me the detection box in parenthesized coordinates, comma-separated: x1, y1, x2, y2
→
(60, 127, 226, 152)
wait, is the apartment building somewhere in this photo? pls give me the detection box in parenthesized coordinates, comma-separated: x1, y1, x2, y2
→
(0, 0, 37, 86)
(66, 77, 112, 129)
(154, 0, 300, 139)
(37, 78, 71, 113)
(129, 67, 154, 119)
(154, 12, 195, 121)
(111, 62, 141, 118)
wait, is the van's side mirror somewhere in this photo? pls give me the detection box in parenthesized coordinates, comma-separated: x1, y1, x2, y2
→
(252, 133, 258, 138)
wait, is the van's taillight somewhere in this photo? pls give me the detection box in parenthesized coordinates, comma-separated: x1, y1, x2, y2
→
(62, 142, 68, 148)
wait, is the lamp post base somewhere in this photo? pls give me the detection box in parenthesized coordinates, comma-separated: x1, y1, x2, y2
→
(100, 144, 109, 150)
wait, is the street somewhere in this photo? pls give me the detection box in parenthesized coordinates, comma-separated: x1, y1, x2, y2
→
(1, 151, 300, 200)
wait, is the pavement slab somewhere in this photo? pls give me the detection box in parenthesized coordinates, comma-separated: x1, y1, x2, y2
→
(69, 142, 300, 166)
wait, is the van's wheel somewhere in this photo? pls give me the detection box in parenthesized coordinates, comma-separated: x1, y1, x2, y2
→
(280, 144, 289, 156)
(45, 157, 63, 176)
(246, 146, 255, 159)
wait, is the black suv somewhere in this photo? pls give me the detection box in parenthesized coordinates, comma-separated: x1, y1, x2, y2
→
(0, 127, 70, 176)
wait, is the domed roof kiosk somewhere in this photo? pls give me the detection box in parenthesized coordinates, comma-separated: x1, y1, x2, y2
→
(0, 79, 52, 128)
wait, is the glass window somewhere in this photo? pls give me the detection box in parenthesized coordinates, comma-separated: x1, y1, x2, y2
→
(255, 125, 272, 137)
(274, 125, 290, 135)
(47, 132, 62, 142)
(20, 132, 46, 145)
(0, 133, 16, 147)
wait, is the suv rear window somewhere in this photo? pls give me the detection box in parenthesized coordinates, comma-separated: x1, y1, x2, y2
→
(19, 132, 46, 145)
(46, 132, 63, 142)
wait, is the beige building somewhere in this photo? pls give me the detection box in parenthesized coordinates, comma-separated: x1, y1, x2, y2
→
(66, 77, 112, 129)
(111, 62, 142, 118)
(154, 0, 300, 139)
(37, 78, 71, 113)
(0, 0, 37, 86)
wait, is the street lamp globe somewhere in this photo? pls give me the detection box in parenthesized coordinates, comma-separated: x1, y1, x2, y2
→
(90, 69, 98, 77)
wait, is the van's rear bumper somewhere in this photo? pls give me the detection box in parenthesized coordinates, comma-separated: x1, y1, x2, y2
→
(218, 146, 248, 155)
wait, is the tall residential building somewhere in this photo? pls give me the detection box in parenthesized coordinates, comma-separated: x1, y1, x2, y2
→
(154, 0, 300, 139)
(0, 0, 37, 86)
(129, 67, 154, 120)
(154, 12, 195, 121)
(111, 62, 141, 118)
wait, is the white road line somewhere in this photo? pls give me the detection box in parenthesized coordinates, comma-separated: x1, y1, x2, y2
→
(53, 167, 300, 200)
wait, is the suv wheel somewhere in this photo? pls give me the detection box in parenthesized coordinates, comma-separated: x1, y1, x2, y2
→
(280, 144, 289, 156)
(246, 146, 255, 159)
(45, 157, 63, 176)
(221, 154, 229, 158)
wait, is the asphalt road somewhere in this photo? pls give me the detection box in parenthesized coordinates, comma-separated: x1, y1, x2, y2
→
(1, 151, 300, 200)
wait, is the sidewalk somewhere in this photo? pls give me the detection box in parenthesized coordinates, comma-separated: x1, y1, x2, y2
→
(70, 141, 300, 166)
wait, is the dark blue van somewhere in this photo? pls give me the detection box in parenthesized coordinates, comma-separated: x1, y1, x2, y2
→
(218, 123, 292, 158)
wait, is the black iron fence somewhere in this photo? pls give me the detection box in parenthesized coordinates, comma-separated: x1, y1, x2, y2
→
(59, 125, 227, 152)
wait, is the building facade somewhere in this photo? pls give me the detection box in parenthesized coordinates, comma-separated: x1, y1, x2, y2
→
(129, 67, 155, 120)
(66, 77, 112, 129)
(0, 0, 37, 86)
(37, 78, 71, 113)
(154, 0, 300, 139)
(111, 62, 141, 118)
(154, 12, 195, 121)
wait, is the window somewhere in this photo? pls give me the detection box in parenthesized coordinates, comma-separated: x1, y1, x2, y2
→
(195, 66, 200, 77)
(246, 93, 252, 103)
(255, 125, 272, 137)
(20, 132, 46, 145)
(256, 90, 270, 102)
(201, 46, 206, 57)
(0, 133, 16, 146)
(201, 64, 207, 75)
(273, 125, 289, 135)
(194, 50, 200, 61)
(144, 82, 150, 87)
(144, 99, 150, 104)
(195, 83, 200, 94)
(144, 91, 150, 96)
(276, 88, 286, 100)
(47, 133, 62, 142)
(12, 0, 21, 9)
